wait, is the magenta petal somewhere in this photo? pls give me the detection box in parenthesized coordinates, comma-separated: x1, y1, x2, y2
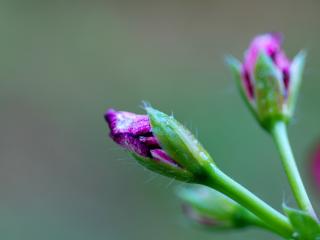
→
(105, 108, 179, 165)
(105, 109, 152, 136)
(241, 32, 292, 97)
(150, 149, 179, 167)
(139, 136, 160, 148)
(104, 108, 153, 157)
(275, 51, 291, 90)
(275, 51, 291, 70)
(111, 133, 150, 157)
(243, 33, 282, 75)
(241, 68, 255, 99)
(241, 33, 281, 100)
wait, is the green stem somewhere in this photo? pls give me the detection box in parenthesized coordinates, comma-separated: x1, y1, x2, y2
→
(271, 121, 316, 219)
(203, 164, 293, 239)
(249, 216, 278, 233)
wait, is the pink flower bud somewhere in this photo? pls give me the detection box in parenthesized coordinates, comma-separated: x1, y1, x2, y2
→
(105, 109, 179, 167)
(242, 32, 291, 99)
(227, 33, 306, 129)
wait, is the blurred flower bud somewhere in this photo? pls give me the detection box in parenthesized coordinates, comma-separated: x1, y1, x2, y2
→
(104, 105, 213, 181)
(177, 186, 263, 229)
(227, 33, 306, 130)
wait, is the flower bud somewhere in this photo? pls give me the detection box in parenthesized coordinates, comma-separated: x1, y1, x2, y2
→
(177, 186, 261, 229)
(227, 33, 305, 130)
(145, 105, 214, 178)
(104, 106, 213, 182)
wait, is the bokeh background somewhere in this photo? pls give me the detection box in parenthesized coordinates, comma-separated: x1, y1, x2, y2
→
(1, 0, 320, 239)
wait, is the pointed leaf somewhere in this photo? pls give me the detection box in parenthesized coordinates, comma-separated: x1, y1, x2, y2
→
(254, 52, 287, 128)
(145, 105, 214, 178)
(226, 55, 256, 107)
(287, 51, 306, 117)
(132, 153, 194, 182)
(284, 205, 320, 240)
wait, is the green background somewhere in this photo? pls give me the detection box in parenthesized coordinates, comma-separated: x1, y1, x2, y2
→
(1, 0, 320, 239)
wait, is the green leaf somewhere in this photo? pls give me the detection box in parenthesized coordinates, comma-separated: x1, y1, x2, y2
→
(225, 55, 257, 115)
(131, 153, 194, 182)
(145, 105, 214, 179)
(254, 52, 287, 129)
(284, 205, 320, 240)
(287, 51, 306, 117)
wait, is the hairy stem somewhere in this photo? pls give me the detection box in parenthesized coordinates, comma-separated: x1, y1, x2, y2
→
(203, 164, 293, 239)
(271, 121, 317, 219)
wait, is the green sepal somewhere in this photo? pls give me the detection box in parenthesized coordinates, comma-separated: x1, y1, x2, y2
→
(225, 55, 256, 115)
(254, 52, 287, 129)
(145, 105, 214, 179)
(283, 205, 320, 240)
(287, 51, 306, 118)
(177, 185, 265, 230)
(131, 153, 194, 182)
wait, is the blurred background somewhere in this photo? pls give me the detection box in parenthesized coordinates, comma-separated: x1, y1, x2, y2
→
(1, 0, 320, 239)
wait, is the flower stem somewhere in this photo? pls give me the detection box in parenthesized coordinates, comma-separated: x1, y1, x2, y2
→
(249, 215, 279, 233)
(271, 121, 317, 219)
(203, 164, 293, 239)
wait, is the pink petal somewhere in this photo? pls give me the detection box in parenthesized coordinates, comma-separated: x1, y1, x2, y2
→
(105, 109, 151, 136)
(241, 32, 292, 96)
(139, 136, 160, 147)
(243, 33, 282, 76)
(111, 133, 150, 157)
(150, 149, 179, 167)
